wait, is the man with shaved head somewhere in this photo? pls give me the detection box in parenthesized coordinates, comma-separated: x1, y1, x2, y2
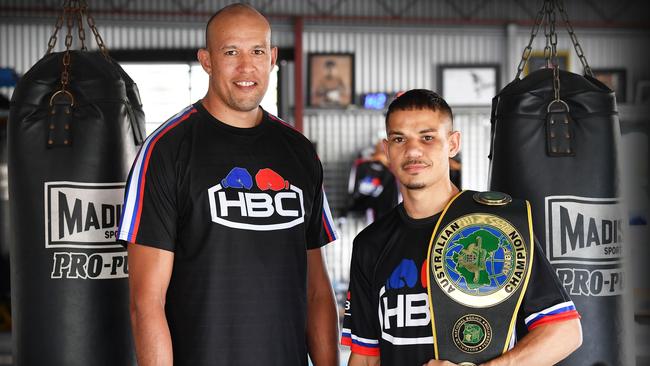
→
(120, 3, 339, 365)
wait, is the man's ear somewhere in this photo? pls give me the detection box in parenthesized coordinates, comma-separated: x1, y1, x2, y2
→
(270, 46, 278, 68)
(382, 138, 390, 160)
(197, 48, 211, 76)
(448, 130, 461, 158)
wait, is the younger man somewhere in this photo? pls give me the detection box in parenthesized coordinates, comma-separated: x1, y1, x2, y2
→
(342, 89, 581, 366)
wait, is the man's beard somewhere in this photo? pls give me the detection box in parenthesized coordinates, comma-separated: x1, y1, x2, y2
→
(404, 182, 426, 190)
(401, 159, 430, 190)
(228, 93, 265, 112)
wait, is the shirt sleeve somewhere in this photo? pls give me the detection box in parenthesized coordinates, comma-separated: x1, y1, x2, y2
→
(519, 238, 580, 331)
(117, 112, 187, 251)
(305, 157, 338, 249)
(341, 239, 381, 356)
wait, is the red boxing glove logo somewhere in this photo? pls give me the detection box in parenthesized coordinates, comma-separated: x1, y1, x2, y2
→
(255, 168, 290, 191)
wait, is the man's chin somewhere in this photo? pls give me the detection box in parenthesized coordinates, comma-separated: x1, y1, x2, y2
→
(404, 182, 426, 190)
(229, 96, 265, 112)
(231, 102, 262, 112)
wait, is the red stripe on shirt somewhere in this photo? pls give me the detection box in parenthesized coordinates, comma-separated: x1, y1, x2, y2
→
(528, 310, 580, 331)
(351, 343, 380, 357)
(322, 212, 334, 241)
(131, 109, 196, 240)
(342, 336, 381, 357)
(268, 113, 296, 130)
(341, 336, 352, 347)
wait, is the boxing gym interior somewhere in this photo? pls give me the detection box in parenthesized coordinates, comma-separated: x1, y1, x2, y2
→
(0, 0, 648, 365)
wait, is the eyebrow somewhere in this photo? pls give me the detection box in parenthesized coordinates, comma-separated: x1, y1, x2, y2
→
(220, 44, 267, 50)
(388, 128, 438, 135)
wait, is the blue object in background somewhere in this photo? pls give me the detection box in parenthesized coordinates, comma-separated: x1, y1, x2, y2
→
(363, 92, 388, 110)
(0, 68, 18, 87)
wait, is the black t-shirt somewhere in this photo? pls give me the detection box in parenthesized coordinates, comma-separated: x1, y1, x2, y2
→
(118, 102, 337, 365)
(347, 158, 400, 222)
(342, 203, 578, 366)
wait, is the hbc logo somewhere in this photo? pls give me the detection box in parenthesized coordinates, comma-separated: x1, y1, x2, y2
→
(377, 259, 433, 345)
(208, 167, 305, 231)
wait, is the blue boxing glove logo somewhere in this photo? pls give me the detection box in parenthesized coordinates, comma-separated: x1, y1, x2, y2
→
(221, 167, 253, 190)
(386, 259, 418, 290)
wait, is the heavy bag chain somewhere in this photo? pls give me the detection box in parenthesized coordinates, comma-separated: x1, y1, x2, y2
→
(542, 1, 552, 69)
(45, 0, 109, 109)
(557, 0, 593, 78)
(544, 0, 574, 156)
(513, 0, 594, 157)
(515, 0, 593, 83)
(547, 0, 562, 105)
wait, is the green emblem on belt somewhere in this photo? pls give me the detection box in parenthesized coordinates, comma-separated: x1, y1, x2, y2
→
(452, 314, 492, 354)
(430, 213, 528, 307)
(462, 322, 484, 345)
(453, 229, 505, 290)
(473, 191, 512, 206)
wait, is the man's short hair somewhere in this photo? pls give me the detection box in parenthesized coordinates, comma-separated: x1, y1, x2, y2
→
(385, 89, 454, 129)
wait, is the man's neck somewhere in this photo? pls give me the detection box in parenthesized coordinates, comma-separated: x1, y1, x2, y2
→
(401, 180, 460, 219)
(201, 97, 263, 128)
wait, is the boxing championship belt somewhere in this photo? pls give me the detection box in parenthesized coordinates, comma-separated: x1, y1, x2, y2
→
(427, 191, 534, 366)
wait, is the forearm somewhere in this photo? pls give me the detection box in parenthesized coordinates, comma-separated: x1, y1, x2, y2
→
(482, 318, 582, 366)
(306, 247, 339, 366)
(307, 287, 339, 366)
(127, 243, 175, 366)
(349, 352, 380, 366)
(131, 299, 173, 366)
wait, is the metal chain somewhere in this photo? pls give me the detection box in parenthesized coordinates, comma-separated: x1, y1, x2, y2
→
(514, 0, 548, 80)
(60, 2, 75, 93)
(557, 0, 593, 77)
(548, 0, 562, 102)
(46, 0, 68, 54)
(48, 0, 111, 108)
(542, 1, 552, 69)
(76, 0, 87, 51)
(82, 0, 109, 56)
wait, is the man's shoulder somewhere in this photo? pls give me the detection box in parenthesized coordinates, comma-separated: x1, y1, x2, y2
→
(266, 113, 317, 153)
(353, 207, 401, 253)
(143, 105, 199, 150)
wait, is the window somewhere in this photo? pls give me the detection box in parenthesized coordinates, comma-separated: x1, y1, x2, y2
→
(122, 62, 279, 136)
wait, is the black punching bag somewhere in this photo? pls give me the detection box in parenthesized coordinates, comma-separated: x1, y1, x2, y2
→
(8, 50, 143, 365)
(489, 68, 630, 364)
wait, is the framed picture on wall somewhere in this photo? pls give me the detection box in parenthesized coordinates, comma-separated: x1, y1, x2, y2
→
(308, 53, 354, 108)
(524, 51, 570, 76)
(438, 64, 499, 106)
(592, 68, 627, 103)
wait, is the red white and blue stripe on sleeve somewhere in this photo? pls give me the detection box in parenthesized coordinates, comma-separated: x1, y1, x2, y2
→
(118, 106, 197, 243)
(267, 113, 337, 243)
(341, 328, 380, 356)
(321, 190, 338, 242)
(524, 301, 580, 330)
